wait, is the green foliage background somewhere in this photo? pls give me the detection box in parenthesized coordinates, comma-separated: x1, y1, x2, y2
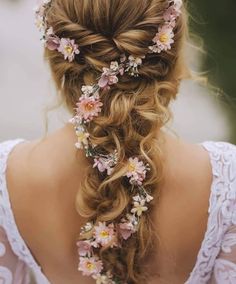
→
(189, 0, 236, 142)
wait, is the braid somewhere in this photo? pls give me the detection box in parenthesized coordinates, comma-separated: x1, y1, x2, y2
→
(37, 0, 188, 282)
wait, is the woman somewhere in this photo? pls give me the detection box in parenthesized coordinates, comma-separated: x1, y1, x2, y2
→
(0, 0, 236, 283)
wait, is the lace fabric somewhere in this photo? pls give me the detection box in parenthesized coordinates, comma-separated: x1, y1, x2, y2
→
(185, 141, 236, 284)
(0, 139, 235, 284)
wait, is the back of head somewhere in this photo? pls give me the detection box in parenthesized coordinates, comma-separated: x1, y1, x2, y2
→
(36, 0, 188, 282)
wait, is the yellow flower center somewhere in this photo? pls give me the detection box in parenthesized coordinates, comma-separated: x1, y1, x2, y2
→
(64, 45, 73, 54)
(77, 132, 86, 140)
(100, 230, 109, 238)
(86, 262, 95, 271)
(84, 102, 95, 111)
(128, 162, 136, 172)
(160, 33, 169, 43)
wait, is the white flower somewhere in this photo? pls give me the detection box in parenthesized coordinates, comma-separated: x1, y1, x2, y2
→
(131, 199, 148, 216)
(126, 213, 139, 226)
(84, 222, 93, 232)
(110, 61, 119, 72)
(75, 127, 90, 149)
(93, 272, 116, 284)
(82, 85, 94, 96)
(132, 195, 142, 202)
(128, 56, 143, 68)
(149, 25, 174, 53)
(125, 56, 144, 76)
(173, 0, 183, 11)
(146, 194, 154, 203)
(35, 15, 45, 31)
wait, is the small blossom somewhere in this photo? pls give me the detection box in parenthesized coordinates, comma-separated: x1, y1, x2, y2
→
(126, 213, 138, 226)
(75, 127, 90, 149)
(81, 85, 95, 96)
(172, 0, 183, 11)
(146, 193, 154, 203)
(110, 61, 119, 72)
(126, 56, 144, 77)
(43, 27, 61, 50)
(94, 222, 116, 247)
(83, 222, 93, 232)
(34, 5, 44, 18)
(57, 38, 80, 62)
(98, 67, 119, 89)
(132, 195, 142, 202)
(76, 95, 103, 122)
(93, 157, 113, 175)
(78, 256, 103, 276)
(77, 240, 92, 257)
(120, 54, 127, 63)
(163, 5, 179, 22)
(35, 15, 45, 32)
(118, 221, 136, 240)
(131, 199, 148, 216)
(149, 25, 174, 54)
(125, 157, 147, 185)
(93, 151, 118, 175)
(93, 272, 116, 284)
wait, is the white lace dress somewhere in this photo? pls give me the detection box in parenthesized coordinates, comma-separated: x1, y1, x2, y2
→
(0, 139, 236, 284)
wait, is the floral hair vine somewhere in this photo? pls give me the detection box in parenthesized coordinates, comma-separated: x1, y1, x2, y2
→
(35, 0, 182, 283)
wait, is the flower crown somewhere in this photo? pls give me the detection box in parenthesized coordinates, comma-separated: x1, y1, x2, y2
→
(35, 0, 182, 283)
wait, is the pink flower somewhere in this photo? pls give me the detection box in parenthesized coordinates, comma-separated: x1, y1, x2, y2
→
(93, 152, 118, 175)
(77, 240, 92, 257)
(76, 95, 103, 122)
(163, 5, 179, 22)
(125, 157, 147, 185)
(118, 222, 136, 240)
(98, 68, 119, 89)
(78, 256, 103, 276)
(93, 157, 110, 173)
(94, 222, 116, 247)
(44, 27, 60, 50)
(57, 38, 80, 62)
(149, 25, 174, 54)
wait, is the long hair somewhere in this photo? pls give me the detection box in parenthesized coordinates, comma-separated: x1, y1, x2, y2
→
(44, 0, 189, 282)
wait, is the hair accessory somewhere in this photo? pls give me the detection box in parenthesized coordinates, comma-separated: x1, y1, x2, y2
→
(149, 0, 182, 53)
(35, 0, 182, 62)
(35, 0, 80, 62)
(34, 0, 182, 282)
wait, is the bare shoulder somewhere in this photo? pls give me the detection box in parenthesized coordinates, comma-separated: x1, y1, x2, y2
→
(150, 135, 214, 279)
(5, 134, 84, 275)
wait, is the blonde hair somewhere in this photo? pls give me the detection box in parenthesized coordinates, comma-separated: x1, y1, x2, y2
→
(44, 0, 189, 282)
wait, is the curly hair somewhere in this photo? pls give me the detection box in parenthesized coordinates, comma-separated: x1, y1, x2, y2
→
(44, 0, 189, 282)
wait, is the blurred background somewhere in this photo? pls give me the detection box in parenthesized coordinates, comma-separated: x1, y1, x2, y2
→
(0, 0, 235, 143)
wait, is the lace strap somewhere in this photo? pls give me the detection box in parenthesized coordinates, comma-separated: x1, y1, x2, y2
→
(0, 139, 50, 283)
(185, 141, 236, 283)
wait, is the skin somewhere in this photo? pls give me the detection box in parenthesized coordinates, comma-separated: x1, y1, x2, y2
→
(6, 123, 212, 284)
